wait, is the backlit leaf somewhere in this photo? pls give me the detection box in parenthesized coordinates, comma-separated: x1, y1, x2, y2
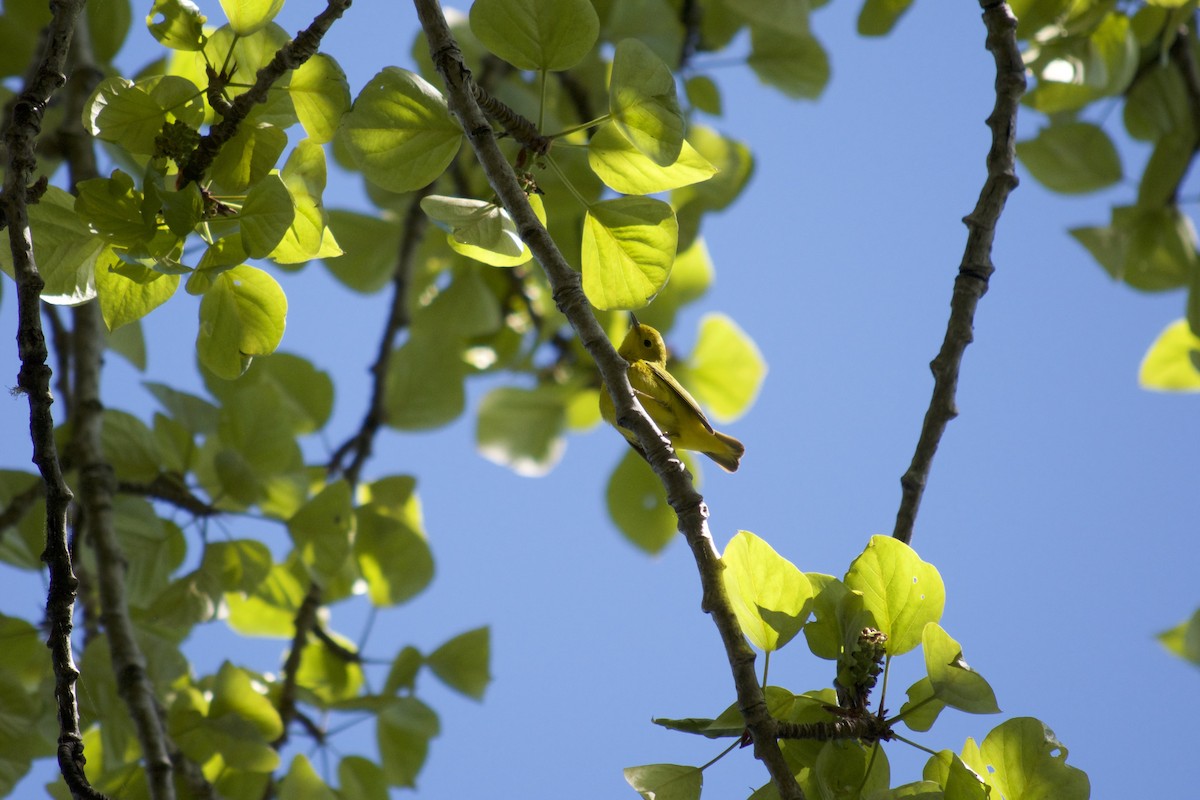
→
(582, 196, 677, 310)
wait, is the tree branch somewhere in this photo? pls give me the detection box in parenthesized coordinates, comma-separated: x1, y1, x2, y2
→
(177, 0, 353, 188)
(327, 185, 431, 486)
(1, 1, 107, 795)
(892, 1, 1025, 545)
(60, 16, 182, 798)
(409, 2, 800, 796)
(272, 582, 323, 749)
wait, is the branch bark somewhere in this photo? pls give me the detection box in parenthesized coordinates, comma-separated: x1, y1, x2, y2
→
(893, 0, 1025, 545)
(409, 2, 801, 796)
(1, 1, 106, 796)
(177, 0, 353, 188)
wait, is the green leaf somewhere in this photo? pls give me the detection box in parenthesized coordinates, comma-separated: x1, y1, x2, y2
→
(384, 331, 466, 430)
(279, 755, 337, 800)
(198, 539, 273, 594)
(721, 0, 810, 33)
(210, 661, 283, 741)
(420, 267, 503, 337)
(225, 562, 306, 636)
(475, 386, 566, 476)
(922, 751, 989, 800)
(323, 210, 402, 292)
(210, 123, 288, 194)
(722, 530, 813, 651)
(588, 123, 716, 195)
(672, 126, 754, 248)
(196, 265, 288, 380)
(582, 196, 677, 310)
(623, 764, 702, 800)
(1017, 122, 1121, 194)
(1139, 319, 1200, 391)
(74, 170, 156, 246)
(96, 261, 180, 331)
(354, 505, 434, 606)
(0, 471, 45, 570)
(1025, 13, 1138, 113)
(288, 481, 354, 587)
(83, 75, 204, 155)
(339, 67, 463, 193)
(383, 646, 423, 694)
(977, 718, 1090, 800)
(0, 186, 106, 305)
(1070, 205, 1195, 291)
(684, 75, 721, 115)
(272, 141, 342, 264)
(100, 410, 162, 482)
(420, 194, 545, 267)
(0, 0, 51, 79)
(1124, 63, 1192, 141)
(145, 381, 219, 434)
(107, 319, 147, 370)
(606, 448, 681, 554)
(844, 535, 945, 655)
(219, 0, 285, 36)
(897, 677, 945, 733)
(240, 173, 295, 258)
(469, 0, 599, 71)
(290, 54, 351, 144)
(1138, 130, 1194, 209)
(673, 313, 766, 423)
(857, 0, 915, 36)
(604, 0, 686, 66)
(1158, 607, 1200, 665)
(610, 38, 684, 166)
(160, 182, 204, 237)
(426, 626, 491, 700)
(378, 697, 440, 788)
(338, 756, 389, 800)
(922, 623, 1000, 714)
(206, 352, 334, 434)
(147, 0, 207, 51)
(296, 627, 364, 706)
(630, 237, 713, 333)
(747, 25, 830, 99)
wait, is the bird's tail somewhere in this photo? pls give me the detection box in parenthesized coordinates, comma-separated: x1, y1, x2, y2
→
(704, 431, 745, 473)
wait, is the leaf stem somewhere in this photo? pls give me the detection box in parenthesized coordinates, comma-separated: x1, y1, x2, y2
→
(544, 154, 591, 210)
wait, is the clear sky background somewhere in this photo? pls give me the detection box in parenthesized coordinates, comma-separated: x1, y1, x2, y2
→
(2, 1, 1197, 798)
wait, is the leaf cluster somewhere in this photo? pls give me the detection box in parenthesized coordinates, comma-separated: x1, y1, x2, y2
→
(629, 535, 1088, 800)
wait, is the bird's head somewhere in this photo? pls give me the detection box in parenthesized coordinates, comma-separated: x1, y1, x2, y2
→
(618, 313, 668, 363)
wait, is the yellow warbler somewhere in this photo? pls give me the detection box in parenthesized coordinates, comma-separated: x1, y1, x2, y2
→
(599, 315, 745, 472)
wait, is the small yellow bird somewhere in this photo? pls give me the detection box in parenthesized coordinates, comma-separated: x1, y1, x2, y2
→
(600, 314, 745, 472)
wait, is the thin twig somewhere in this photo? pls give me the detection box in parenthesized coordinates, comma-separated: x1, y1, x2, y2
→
(272, 582, 323, 748)
(1, 0, 106, 795)
(410, 2, 801, 796)
(178, 0, 353, 188)
(118, 477, 219, 518)
(893, 1, 1025, 544)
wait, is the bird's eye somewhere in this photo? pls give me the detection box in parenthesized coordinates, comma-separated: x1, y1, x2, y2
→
(643, 339, 652, 348)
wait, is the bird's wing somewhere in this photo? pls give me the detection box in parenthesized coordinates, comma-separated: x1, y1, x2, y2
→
(646, 361, 714, 435)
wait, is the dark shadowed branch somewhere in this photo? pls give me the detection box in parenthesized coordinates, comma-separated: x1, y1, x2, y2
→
(0, 0, 106, 795)
(893, 0, 1025, 545)
(409, 1, 802, 796)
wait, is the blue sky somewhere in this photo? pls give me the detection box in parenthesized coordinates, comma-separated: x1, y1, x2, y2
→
(2, 1, 1197, 797)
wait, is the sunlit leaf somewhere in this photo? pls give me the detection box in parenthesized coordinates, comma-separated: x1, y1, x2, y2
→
(475, 386, 566, 476)
(922, 623, 1000, 714)
(582, 196, 677, 310)
(844, 535, 944, 656)
(196, 265, 288, 380)
(610, 38, 684, 166)
(623, 764, 702, 800)
(339, 67, 463, 193)
(426, 627, 491, 700)
(674, 313, 766, 423)
(469, 0, 599, 71)
(219, 0, 285, 36)
(1017, 122, 1122, 193)
(588, 123, 716, 195)
(722, 530, 813, 651)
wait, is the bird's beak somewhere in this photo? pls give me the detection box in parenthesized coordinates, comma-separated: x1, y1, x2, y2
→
(628, 312, 639, 328)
